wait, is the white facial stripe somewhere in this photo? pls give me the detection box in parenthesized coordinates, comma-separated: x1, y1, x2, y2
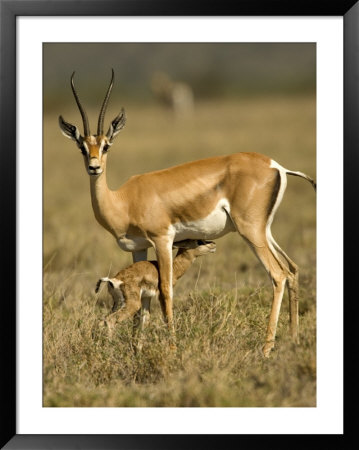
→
(82, 142, 89, 155)
(87, 136, 97, 145)
(99, 139, 105, 157)
(80, 138, 108, 157)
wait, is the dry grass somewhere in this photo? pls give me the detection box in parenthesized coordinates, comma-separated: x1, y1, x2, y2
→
(43, 95, 316, 407)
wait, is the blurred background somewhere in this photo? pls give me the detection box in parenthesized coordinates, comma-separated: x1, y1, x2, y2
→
(44, 42, 316, 270)
(44, 43, 315, 108)
(43, 43, 316, 407)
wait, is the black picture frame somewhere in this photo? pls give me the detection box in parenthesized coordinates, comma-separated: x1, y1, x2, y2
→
(1, 1, 356, 448)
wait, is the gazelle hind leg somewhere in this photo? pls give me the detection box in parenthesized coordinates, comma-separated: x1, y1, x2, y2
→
(253, 244, 288, 357)
(269, 232, 298, 273)
(287, 271, 299, 343)
(268, 232, 299, 343)
(232, 218, 289, 357)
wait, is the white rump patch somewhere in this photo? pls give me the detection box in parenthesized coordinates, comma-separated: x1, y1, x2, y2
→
(267, 160, 288, 257)
(270, 159, 287, 172)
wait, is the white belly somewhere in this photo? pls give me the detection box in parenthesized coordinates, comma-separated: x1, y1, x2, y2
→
(117, 199, 235, 251)
(172, 199, 235, 241)
(117, 236, 151, 252)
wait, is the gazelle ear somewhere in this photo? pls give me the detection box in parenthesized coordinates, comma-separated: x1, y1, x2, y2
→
(59, 115, 82, 143)
(106, 108, 126, 143)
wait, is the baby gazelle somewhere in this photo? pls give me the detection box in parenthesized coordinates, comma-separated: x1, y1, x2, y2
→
(95, 239, 216, 344)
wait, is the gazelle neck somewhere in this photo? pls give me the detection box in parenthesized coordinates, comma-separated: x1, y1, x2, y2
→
(172, 250, 196, 285)
(89, 164, 125, 237)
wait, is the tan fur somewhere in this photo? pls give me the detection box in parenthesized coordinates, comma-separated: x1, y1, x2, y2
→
(60, 73, 316, 356)
(97, 240, 216, 349)
(89, 152, 274, 242)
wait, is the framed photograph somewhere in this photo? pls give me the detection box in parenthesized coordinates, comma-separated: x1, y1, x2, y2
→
(1, 0, 356, 448)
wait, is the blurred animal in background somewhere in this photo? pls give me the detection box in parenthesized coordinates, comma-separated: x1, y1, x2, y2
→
(151, 71, 194, 118)
(96, 239, 216, 350)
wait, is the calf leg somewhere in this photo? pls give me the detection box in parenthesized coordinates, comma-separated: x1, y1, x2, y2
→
(101, 287, 141, 338)
(132, 296, 152, 352)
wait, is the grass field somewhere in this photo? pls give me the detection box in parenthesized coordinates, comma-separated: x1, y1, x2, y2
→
(43, 95, 316, 407)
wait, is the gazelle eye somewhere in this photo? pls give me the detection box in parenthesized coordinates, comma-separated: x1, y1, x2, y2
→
(79, 146, 87, 155)
(102, 145, 109, 153)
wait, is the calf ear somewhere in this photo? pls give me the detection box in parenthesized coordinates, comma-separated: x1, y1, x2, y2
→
(95, 277, 123, 293)
(106, 108, 126, 142)
(95, 278, 104, 293)
(59, 115, 82, 143)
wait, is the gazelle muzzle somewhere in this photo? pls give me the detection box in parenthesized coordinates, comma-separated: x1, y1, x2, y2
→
(88, 158, 102, 175)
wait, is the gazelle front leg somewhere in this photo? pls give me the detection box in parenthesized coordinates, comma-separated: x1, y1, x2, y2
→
(152, 235, 176, 347)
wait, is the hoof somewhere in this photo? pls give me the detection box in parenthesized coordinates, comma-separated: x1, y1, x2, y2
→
(133, 341, 143, 354)
(262, 341, 274, 358)
(98, 319, 115, 338)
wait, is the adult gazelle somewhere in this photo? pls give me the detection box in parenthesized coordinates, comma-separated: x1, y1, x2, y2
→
(59, 70, 316, 356)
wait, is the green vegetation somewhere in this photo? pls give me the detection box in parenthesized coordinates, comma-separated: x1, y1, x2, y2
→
(44, 96, 316, 407)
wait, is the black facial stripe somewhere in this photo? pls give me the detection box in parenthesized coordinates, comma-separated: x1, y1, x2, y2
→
(79, 142, 89, 155)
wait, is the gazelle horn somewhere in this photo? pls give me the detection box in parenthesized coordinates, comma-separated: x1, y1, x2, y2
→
(97, 69, 115, 136)
(71, 72, 90, 137)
